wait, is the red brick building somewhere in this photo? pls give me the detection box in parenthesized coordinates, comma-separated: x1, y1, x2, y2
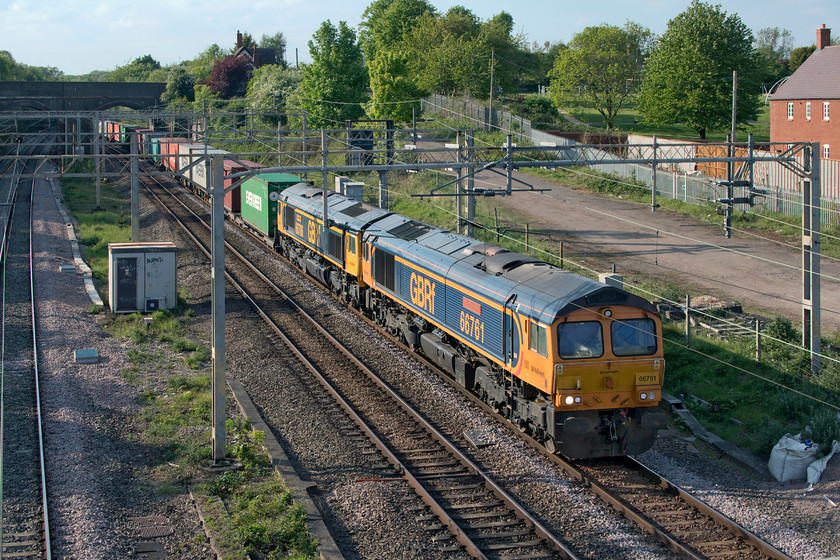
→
(770, 25, 839, 158)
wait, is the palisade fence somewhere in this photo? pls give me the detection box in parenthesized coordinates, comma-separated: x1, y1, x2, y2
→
(421, 94, 840, 227)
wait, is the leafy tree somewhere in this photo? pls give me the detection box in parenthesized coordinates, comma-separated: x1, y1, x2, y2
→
(365, 51, 427, 122)
(520, 41, 565, 92)
(400, 12, 483, 97)
(299, 20, 368, 128)
(480, 11, 529, 96)
(107, 54, 162, 82)
(194, 84, 220, 103)
(638, 1, 761, 139)
(397, 7, 530, 99)
(206, 55, 253, 99)
(259, 32, 287, 67)
(161, 67, 195, 103)
(549, 23, 649, 131)
(246, 64, 302, 125)
(755, 27, 793, 61)
(236, 32, 255, 51)
(185, 44, 228, 83)
(359, 0, 436, 60)
(788, 45, 816, 73)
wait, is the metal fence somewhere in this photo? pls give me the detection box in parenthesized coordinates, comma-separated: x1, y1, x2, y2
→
(421, 95, 840, 226)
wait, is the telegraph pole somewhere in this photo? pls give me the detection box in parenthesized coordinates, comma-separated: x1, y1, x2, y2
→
(488, 49, 495, 132)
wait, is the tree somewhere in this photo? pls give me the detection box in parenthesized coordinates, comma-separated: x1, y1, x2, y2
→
(638, 1, 760, 139)
(107, 54, 161, 82)
(549, 23, 649, 131)
(0, 51, 20, 80)
(789, 45, 816, 73)
(161, 67, 195, 103)
(246, 64, 302, 125)
(236, 32, 255, 51)
(185, 44, 227, 83)
(755, 27, 793, 61)
(299, 20, 368, 128)
(259, 32, 287, 67)
(365, 51, 427, 122)
(359, 0, 436, 60)
(206, 55, 253, 99)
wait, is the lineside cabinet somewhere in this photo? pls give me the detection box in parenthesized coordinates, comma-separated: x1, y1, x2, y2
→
(108, 242, 177, 313)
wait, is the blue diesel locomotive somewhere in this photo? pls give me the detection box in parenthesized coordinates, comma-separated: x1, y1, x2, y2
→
(272, 183, 667, 459)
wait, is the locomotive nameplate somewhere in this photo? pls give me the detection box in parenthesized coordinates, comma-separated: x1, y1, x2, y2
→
(636, 372, 660, 385)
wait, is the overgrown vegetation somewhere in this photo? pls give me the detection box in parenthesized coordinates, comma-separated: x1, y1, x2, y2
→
(60, 170, 316, 559)
(60, 161, 131, 294)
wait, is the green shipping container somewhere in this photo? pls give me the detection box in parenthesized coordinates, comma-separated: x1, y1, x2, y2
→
(240, 173, 303, 238)
(150, 137, 162, 162)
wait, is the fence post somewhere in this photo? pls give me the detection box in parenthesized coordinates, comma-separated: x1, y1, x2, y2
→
(559, 241, 564, 269)
(651, 136, 657, 212)
(756, 319, 761, 362)
(685, 294, 691, 347)
(525, 223, 530, 251)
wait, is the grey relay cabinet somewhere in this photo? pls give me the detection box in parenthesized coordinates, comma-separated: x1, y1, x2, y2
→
(108, 242, 177, 313)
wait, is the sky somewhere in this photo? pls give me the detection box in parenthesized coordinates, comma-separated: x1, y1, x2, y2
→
(1, 0, 837, 76)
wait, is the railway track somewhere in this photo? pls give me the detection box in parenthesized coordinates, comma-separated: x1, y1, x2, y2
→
(0, 148, 51, 560)
(140, 169, 581, 559)
(139, 162, 796, 559)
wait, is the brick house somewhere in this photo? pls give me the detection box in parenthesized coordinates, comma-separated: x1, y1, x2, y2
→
(233, 30, 276, 69)
(769, 25, 839, 159)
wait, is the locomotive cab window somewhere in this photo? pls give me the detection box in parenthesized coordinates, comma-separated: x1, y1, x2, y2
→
(347, 236, 357, 256)
(363, 242, 369, 261)
(611, 318, 657, 356)
(528, 321, 548, 357)
(558, 321, 603, 359)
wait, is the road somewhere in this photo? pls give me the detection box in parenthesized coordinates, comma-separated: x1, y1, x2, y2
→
(415, 137, 840, 331)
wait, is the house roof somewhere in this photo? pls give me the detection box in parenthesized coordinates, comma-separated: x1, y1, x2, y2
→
(233, 45, 277, 67)
(771, 45, 840, 101)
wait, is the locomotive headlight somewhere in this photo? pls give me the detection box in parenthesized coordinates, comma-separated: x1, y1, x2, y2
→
(639, 392, 648, 400)
(574, 396, 582, 404)
(564, 396, 575, 405)
(648, 391, 656, 400)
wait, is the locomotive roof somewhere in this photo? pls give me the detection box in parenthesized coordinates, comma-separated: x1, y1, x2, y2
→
(282, 183, 657, 323)
(280, 182, 391, 230)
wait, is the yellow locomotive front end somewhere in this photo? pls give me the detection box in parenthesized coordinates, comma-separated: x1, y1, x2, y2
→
(547, 305, 667, 458)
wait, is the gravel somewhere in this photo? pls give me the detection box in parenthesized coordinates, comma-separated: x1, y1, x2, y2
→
(32, 170, 840, 560)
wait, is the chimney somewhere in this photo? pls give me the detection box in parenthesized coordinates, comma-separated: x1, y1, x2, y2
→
(253, 47, 260, 67)
(237, 31, 243, 50)
(817, 24, 831, 50)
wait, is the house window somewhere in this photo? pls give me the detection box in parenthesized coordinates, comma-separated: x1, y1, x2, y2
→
(824, 145, 830, 159)
(824, 102, 830, 121)
(806, 102, 811, 120)
(787, 102, 794, 120)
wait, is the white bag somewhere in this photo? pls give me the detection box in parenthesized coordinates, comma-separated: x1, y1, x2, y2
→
(807, 440, 840, 486)
(768, 433, 819, 482)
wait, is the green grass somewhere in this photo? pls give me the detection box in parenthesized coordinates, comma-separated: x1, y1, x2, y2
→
(60, 163, 131, 296)
(562, 103, 771, 143)
(60, 164, 316, 559)
(662, 321, 840, 454)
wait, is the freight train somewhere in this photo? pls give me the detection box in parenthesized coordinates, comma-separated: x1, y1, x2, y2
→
(107, 125, 668, 459)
